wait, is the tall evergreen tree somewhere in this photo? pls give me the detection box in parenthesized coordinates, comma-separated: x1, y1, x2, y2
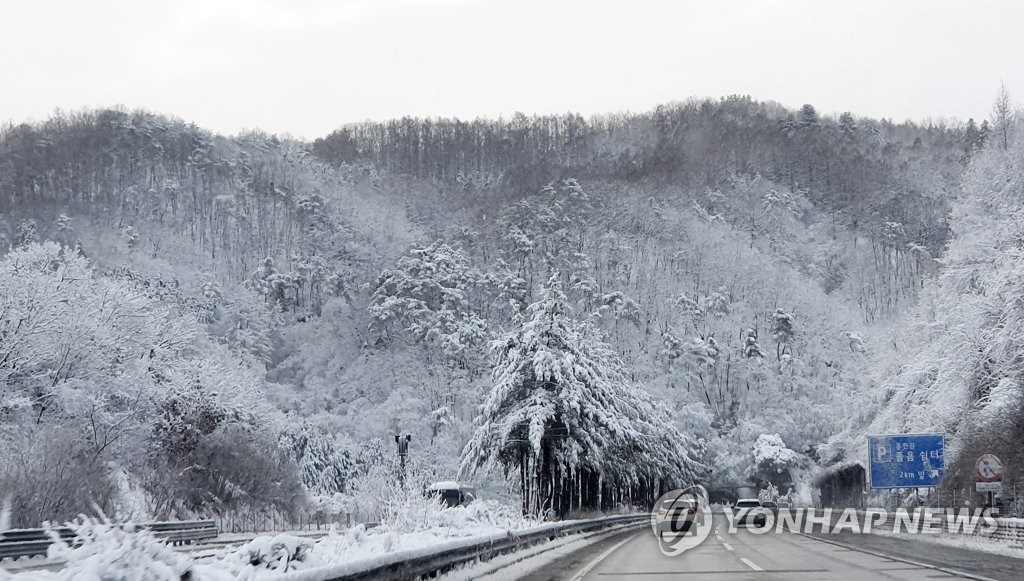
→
(838, 112, 857, 136)
(460, 276, 700, 516)
(992, 82, 1014, 150)
(771, 307, 795, 361)
(800, 104, 820, 128)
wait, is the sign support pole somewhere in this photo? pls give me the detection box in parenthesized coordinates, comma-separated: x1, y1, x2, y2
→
(395, 434, 411, 485)
(975, 453, 1004, 511)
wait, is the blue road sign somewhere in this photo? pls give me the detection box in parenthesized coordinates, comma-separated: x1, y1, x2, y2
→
(867, 433, 945, 489)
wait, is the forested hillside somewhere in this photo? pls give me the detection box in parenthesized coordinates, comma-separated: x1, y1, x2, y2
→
(315, 97, 964, 321)
(825, 108, 1024, 493)
(0, 96, 985, 525)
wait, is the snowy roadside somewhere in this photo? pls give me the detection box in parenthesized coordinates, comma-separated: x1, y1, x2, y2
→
(0, 501, 540, 580)
(212, 529, 340, 543)
(192, 513, 535, 580)
(0, 528, 336, 575)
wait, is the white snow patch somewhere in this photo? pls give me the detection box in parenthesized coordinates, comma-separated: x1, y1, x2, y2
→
(1, 502, 532, 580)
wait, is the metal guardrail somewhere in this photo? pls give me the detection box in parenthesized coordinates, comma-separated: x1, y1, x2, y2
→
(278, 513, 648, 581)
(139, 520, 219, 545)
(0, 520, 219, 561)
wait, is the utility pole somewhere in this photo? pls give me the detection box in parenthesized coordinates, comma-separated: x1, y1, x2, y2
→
(395, 434, 411, 485)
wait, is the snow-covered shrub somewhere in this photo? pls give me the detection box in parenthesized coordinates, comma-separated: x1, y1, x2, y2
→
(0, 427, 119, 529)
(0, 243, 301, 526)
(757, 484, 780, 503)
(229, 534, 316, 572)
(377, 480, 447, 533)
(196, 499, 526, 578)
(146, 422, 307, 520)
(345, 463, 392, 523)
(792, 481, 818, 509)
(430, 500, 527, 530)
(44, 516, 192, 581)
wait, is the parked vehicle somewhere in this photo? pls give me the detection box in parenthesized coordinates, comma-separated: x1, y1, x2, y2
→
(425, 481, 476, 508)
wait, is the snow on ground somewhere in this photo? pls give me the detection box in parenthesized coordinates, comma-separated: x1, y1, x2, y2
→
(0, 501, 535, 581)
(1, 518, 193, 581)
(210, 529, 334, 543)
(192, 501, 534, 580)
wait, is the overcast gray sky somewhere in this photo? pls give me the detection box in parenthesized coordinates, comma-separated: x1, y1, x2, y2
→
(2, 0, 1021, 138)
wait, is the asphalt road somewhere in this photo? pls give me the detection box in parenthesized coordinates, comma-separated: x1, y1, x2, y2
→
(516, 516, 1016, 581)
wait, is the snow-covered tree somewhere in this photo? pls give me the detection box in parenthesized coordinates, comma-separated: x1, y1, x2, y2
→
(771, 307, 795, 360)
(280, 423, 357, 499)
(827, 117, 1024, 485)
(742, 328, 766, 359)
(460, 276, 700, 516)
(675, 293, 703, 329)
(799, 104, 820, 128)
(750, 433, 806, 484)
(368, 241, 488, 366)
(838, 112, 857, 136)
(218, 287, 280, 364)
(13, 219, 37, 247)
(991, 82, 1014, 150)
(0, 243, 300, 525)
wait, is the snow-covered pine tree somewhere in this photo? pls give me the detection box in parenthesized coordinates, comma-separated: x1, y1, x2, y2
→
(280, 424, 356, 499)
(799, 104, 820, 128)
(14, 219, 37, 247)
(742, 328, 766, 359)
(771, 307, 795, 361)
(460, 275, 700, 516)
(703, 287, 730, 318)
(838, 112, 857, 136)
(674, 293, 703, 331)
(368, 240, 488, 367)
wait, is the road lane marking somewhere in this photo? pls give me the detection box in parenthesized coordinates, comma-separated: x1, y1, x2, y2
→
(569, 533, 636, 581)
(594, 569, 828, 575)
(722, 542, 734, 551)
(741, 557, 764, 571)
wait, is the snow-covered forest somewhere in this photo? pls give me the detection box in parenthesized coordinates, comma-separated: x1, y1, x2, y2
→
(0, 91, 1017, 526)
